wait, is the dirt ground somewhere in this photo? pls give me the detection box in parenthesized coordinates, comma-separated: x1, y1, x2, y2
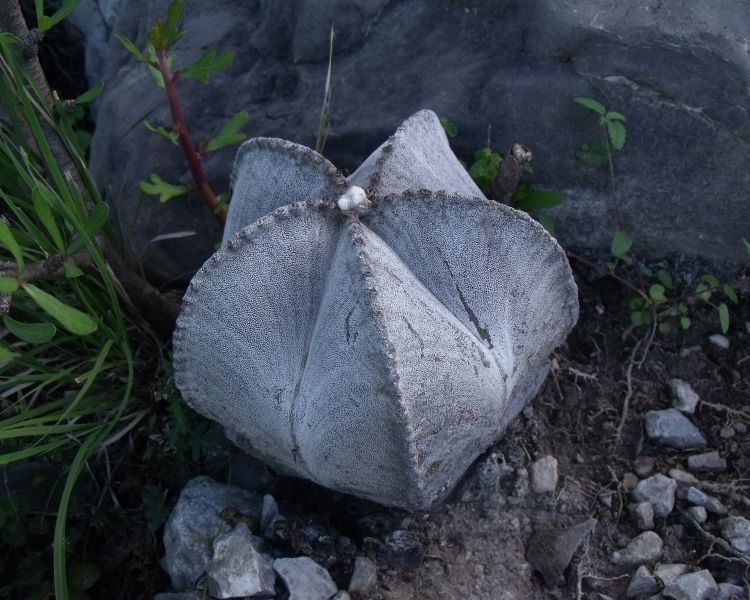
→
(186, 264, 750, 600)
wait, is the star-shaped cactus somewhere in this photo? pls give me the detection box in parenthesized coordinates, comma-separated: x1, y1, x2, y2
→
(173, 110, 578, 510)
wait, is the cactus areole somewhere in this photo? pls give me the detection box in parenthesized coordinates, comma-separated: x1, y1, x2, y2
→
(173, 110, 578, 511)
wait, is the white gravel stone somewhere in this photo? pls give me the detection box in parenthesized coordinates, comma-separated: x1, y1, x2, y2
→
(687, 451, 727, 473)
(687, 506, 708, 524)
(349, 556, 378, 594)
(645, 409, 706, 450)
(668, 468, 699, 485)
(632, 474, 677, 518)
(206, 523, 275, 599)
(670, 379, 700, 414)
(720, 516, 750, 556)
(274, 556, 338, 600)
(629, 502, 655, 530)
(663, 569, 718, 600)
(611, 531, 663, 566)
(530, 455, 558, 494)
(685, 487, 727, 515)
(655, 564, 688, 586)
(627, 565, 661, 598)
(709, 334, 730, 349)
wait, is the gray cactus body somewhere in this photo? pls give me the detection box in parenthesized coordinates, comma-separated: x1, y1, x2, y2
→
(173, 110, 578, 510)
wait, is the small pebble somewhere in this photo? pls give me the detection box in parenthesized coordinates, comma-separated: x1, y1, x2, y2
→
(634, 456, 656, 477)
(655, 563, 688, 586)
(611, 531, 663, 566)
(348, 556, 378, 595)
(734, 421, 747, 434)
(629, 502, 655, 530)
(717, 582, 745, 599)
(632, 474, 677, 518)
(720, 425, 736, 439)
(685, 486, 727, 515)
(668, 468, 699, 485)
(687, 451, 727, 473)
(687, 506, 708, 524)
(720, 516, 750, 556)
(709, 334, 730, 349)
(530, 456, 558, 494)
(645, 409, 707, 450)
(670, 379, 700, 414)
(622, 472, 639, 492)
(663, 569, 718, 600)
(626, 565, 660, 598)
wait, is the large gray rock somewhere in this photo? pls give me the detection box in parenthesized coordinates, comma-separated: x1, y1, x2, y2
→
(663, 570, 718, 600)
(610, 531, 663, 566)
(78, 0, 750, 282)
(162, 476, 262, 591)
(173, 111, 578, 510)
(720, 516, 750, 556)
(631, 474, 677, 518)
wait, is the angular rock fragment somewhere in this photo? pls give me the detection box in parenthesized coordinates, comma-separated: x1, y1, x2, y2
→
(671, 379, 700, 414)
(687, 451, 727, 473)
(629, 502, 655, 530)
(663, 570, 718, 600)
(162, 476, 261, 591)
(645, 409, 706, 450)
(611, 531, 663, 566)
(526, 518, 597, 587)
(530, 455, 559, 494)
(720, 516, 750, 556)
(632, 474, 677, 518)
(273, 556, 338, 600)
(206, 523, 275, 599)
(627, 565, 660, 598)
(348, 556, 378, 595)
(174, 110, 578, 510)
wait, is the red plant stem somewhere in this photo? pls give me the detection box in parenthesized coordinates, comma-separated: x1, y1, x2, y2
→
(156, 49, 226, 225)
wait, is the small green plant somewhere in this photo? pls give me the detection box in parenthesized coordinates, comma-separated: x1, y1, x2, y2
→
(439, 118, 564, 232)
(315, 24, 335, 154)
(574, 97, 746, 334)
(116, 0, 249, 224)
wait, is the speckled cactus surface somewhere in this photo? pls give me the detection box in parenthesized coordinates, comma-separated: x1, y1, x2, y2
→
(173, 110, 578, 511)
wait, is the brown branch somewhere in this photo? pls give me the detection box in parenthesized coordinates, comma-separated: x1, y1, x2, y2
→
(491, 143, 532, 203)
(156, 49, 226, 224)
(0, 249, 92, 282)
(0, 1, 181, 336)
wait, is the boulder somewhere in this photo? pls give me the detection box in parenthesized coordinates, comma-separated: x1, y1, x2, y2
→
(75, 0, 750, 282)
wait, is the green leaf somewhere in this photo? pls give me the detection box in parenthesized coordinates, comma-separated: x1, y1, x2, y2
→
(743, 237, 750, 258)
(656, 269, 673, 289)
(649, 283, 667, 303)
(69, 562, 100, 590)
(0, 276, 18, 293)
(680, 316, 692, 330)
(144, 120, 179, 145)
(629, 297, 645, 310)
(606, 120, 626, 150)
(576, 140, 607, 167)
(22, 284, 97, 335)
(535, 213, 556, 236)
(701, 273, 720, 287)
(658, 321, 671, 334)
(722, 284, 738, 304)
(36, 0, 80, 31)
(695, 282, 712, 302)
(74, 82, 105, 106)
(605, 111, 626, 122)
(114, 33, 149, 63)
(574, 96, 606, 115)
(641, 266, 653, 277)
(610, 230, 632, 259)
(64, 259, 83, 279)
(32, 186, 65, 251)
(66, 203, 110, 255)
(148, 0, 185, 50)
(630, 310, 649, 326)
(0, 342, 15, 361)
(677, 302, 689, 315)
(205, 111, 248, 152)
(0, 218, 24, 273)
(514, 188, 564, 211)
(181, 48, 235, 84)
(3, 315, 56, 344)
(717, 303, 730, 334)
(439, 116, 458, 138)
(139, 173, 189, 203)
(468, 147, 502, 194)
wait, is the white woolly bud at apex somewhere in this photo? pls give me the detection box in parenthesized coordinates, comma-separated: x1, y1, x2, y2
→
(337, 186, 371, 215)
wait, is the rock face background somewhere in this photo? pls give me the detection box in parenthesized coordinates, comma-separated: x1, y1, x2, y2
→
(73, 0, 750, 282)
